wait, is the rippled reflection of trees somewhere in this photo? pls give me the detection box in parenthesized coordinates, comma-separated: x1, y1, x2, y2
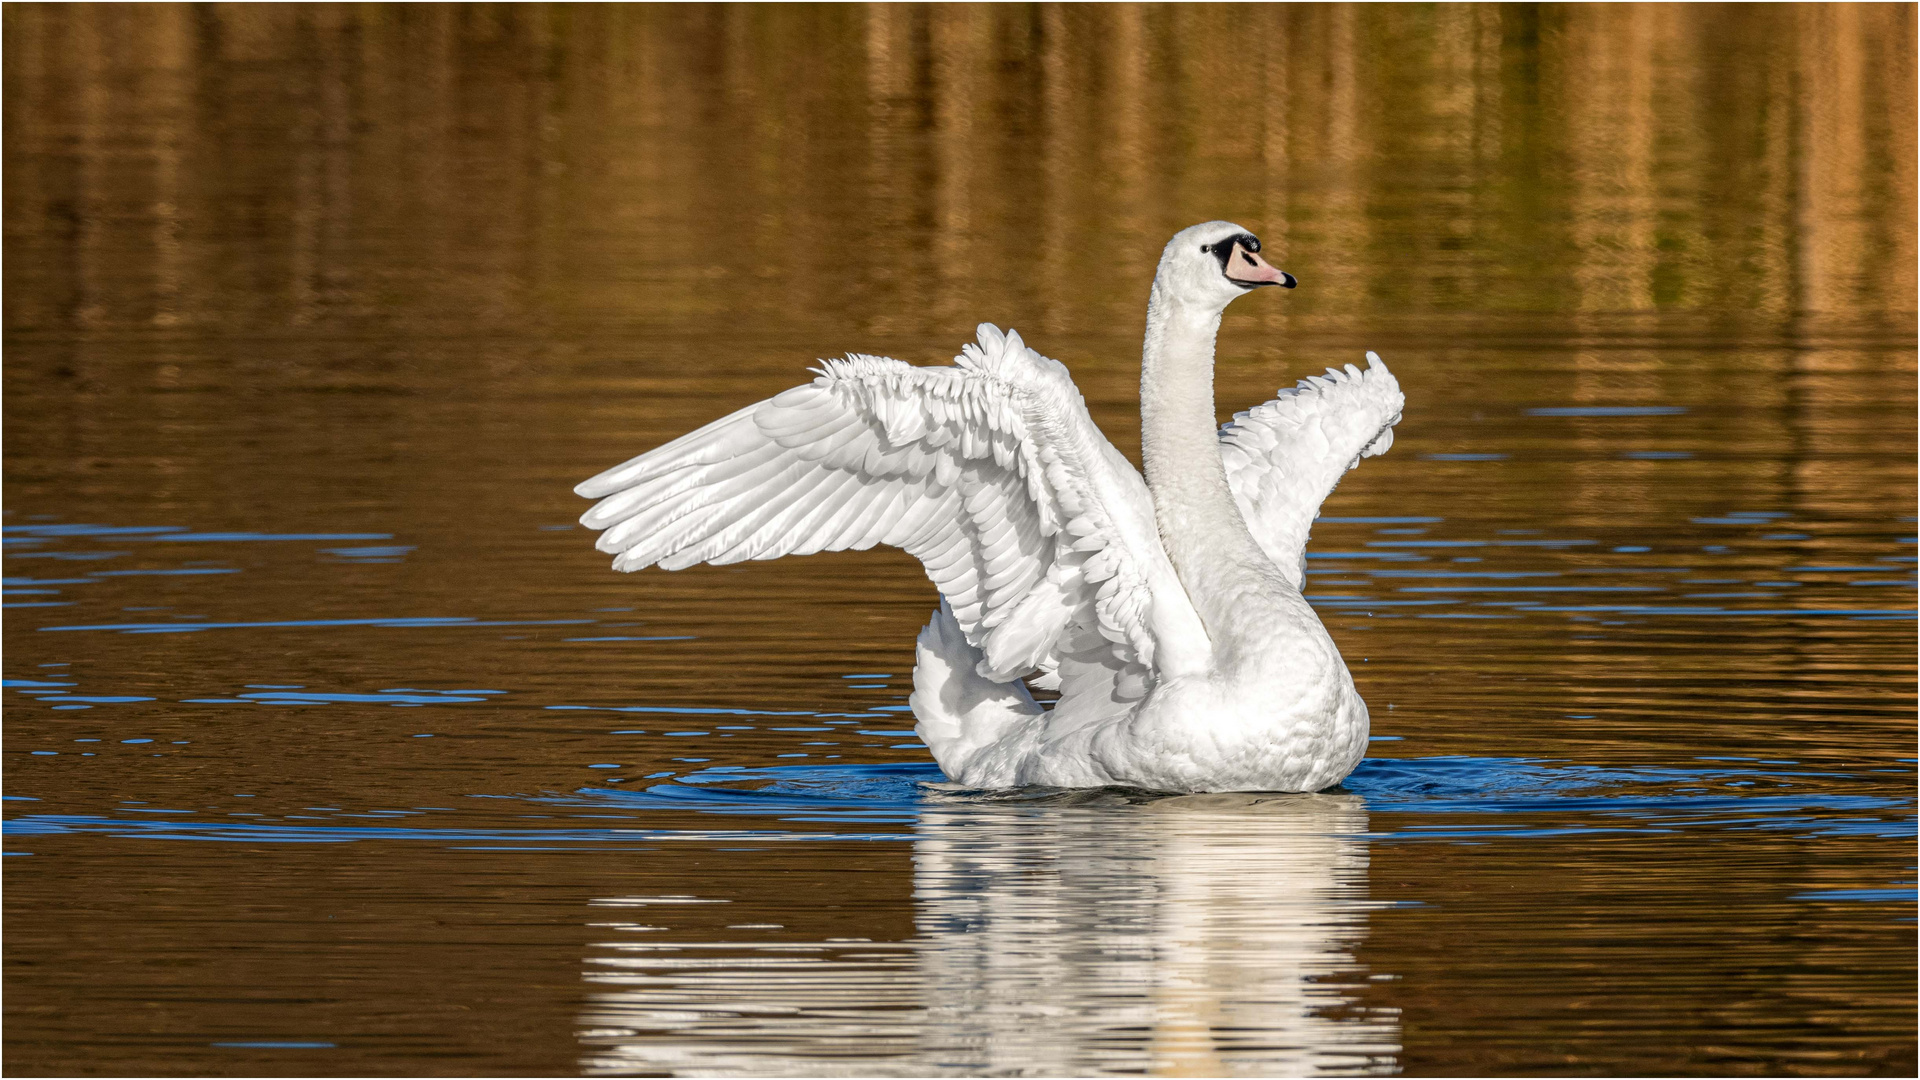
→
(6, 3, 1912, 338)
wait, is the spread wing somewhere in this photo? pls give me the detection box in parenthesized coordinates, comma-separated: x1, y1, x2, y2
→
(1219, 352, 1405, 590)
(576, 324, 1199, 694)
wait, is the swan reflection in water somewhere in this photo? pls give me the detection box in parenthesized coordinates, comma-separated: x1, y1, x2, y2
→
(578, 790, 1399, 1076)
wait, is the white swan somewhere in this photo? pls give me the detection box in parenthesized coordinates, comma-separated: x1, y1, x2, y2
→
(575, 222, 1403, 793)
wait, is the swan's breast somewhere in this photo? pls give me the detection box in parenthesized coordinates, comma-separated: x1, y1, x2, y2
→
(1099, 651, 1367, 794)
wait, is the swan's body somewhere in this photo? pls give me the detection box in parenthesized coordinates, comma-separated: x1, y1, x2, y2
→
(576, 222, 1403, 793)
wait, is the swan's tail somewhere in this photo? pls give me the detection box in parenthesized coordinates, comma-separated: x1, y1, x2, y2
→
(910, 600, 1043, 784)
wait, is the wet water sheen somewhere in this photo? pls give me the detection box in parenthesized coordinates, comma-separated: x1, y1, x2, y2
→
(5, 4, 1916, 1076)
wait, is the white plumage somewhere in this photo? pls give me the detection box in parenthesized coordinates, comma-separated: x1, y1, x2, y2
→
(577, 222, 1404, 793)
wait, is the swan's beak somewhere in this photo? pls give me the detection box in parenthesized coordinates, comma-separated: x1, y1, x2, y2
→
(1225, 244, 1297, 289)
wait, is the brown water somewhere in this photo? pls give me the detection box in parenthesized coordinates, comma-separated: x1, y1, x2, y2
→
(4, 4, 1915, 1076)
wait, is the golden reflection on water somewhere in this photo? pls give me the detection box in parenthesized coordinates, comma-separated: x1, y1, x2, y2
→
(580, 794, 1392, 1077)
(4, 2, 1914, 341)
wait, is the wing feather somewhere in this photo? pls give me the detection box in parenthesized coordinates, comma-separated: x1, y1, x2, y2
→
(576, 324, 1197, 692)
(1219, 351, 1405, 590)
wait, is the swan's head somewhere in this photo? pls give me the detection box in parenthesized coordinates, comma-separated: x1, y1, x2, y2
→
(1154, 221, 1295, 311)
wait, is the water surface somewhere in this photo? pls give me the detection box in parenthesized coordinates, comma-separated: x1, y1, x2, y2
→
(5, 4, 1915, 1076)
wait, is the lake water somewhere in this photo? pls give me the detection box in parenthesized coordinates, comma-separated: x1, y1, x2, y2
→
(4, 4, 1915, 1075)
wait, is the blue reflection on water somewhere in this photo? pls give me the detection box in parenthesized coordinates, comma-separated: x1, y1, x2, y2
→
(8, 758, 1910, 853)
(40, 617, 592, 635)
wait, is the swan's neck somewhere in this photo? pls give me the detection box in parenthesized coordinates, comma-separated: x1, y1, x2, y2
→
(1141, 287, 1280, 640)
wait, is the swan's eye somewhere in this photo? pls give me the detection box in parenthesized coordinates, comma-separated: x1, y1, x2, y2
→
(1198, 244, 1210, 254)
